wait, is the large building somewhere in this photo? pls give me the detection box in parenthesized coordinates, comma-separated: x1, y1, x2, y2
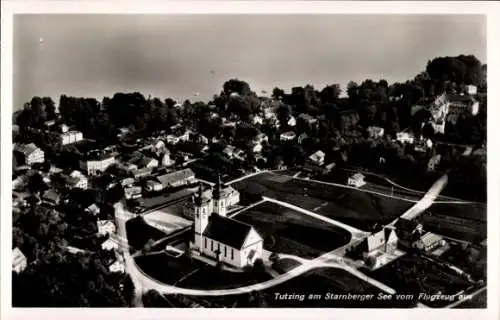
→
(80, 153, 116, 176)
(14, 143, 45, 165)
(59, 130, 83, 145)
(187, 180, 261, 269)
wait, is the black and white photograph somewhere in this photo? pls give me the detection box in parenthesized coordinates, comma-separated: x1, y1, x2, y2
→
(1, 1, 499, 319)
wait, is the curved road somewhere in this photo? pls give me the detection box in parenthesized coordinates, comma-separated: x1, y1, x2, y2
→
(114, 173, 448, 302)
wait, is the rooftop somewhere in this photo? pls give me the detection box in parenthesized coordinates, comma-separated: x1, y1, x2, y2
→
(202, 214, 254, 249)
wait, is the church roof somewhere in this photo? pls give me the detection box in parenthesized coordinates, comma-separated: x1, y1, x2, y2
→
(202, 214, 254, 249)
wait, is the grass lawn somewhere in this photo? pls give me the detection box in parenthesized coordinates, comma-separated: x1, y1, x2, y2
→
(233, 172, 413, 231)
(233, 202, 351, 259)
(135, 254, 205, 285)
(176, 264, 272, 290)
(417, 211, 486, 244)
(369, 253, 472, 308)
(273, 258, 302, 274)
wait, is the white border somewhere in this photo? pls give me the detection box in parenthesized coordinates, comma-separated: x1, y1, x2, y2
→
(1, 1, 499, 320)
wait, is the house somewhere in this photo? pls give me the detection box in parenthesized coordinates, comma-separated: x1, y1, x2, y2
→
(223, 145, 236, 159)
(233, 148, 246, 161)
(161, 150, 174, 167)
(347, 173, 366, 188)
(412, 232, 446, 252)
(465, 84, 477, 96)
(42, 189, 60, 205)
(183, 177, 240, 219)
(193, 133, 209, 145)
(252, 115, 264, 125)
(85, 203, 100, 216)
(59, 130, 83, 145)
(287, 116, 297, 127)
(253, 132, 269, 144)
(138, 157, 159, 169)
(97, 220, 116, 236)
(12, 247, 27, 274)
(132, 168, 153, 180)
(108, 259, 125, 273)
(124, 186, 142, 199)
(145, 180, 163, 192)
(396, 132, 415, 144)
(156, 168, 196, 189)
(307, 150, 326, 166)
(359, 227, 399, 258)
(62, 172, 88, 190)
(80, 153, 116, 176)
(280, 131, 296, 141)
(298, 113, 318, 126)
(166, 134, 180, 145)
(101, 238, 119, 251)
(121, 177, 135, 187)
(14, 143, 45, 165)
(250, 142, 263, 154)
(367, 126, 385, 138)
(188, 182, 262, 269)
(117, 127, 131, 138)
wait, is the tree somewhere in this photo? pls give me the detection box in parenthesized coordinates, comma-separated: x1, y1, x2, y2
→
(27, 173, 48, 195)
(320, 84, 341, 104)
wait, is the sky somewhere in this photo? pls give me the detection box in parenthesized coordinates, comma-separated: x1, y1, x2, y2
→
(13, 14, 486, 110)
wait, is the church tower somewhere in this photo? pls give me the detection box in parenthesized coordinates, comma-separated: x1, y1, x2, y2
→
(193, 183, 211, 252)
(212, 173, 227, 217)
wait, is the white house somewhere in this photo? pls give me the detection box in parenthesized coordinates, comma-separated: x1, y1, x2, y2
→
(188, 182, 262, 269)
(12, 247, 27, 274)
(108, 259, 125, 273)
(367, 126, 385, 138)
(59, 130, 83, 145)
(14, 143, 45, 165)
(80, 153, 116, 176)
(223, 145, 236, 159)
(253, 132, 268, 144)
(85, 203, 100, 216)
(465, 84, 477, 96)
(252, 115, 264, 125)
(348, 173, 366, 188)
(97, 220, 116, 236)
(166, 134, 180, 145)
(287, 116, 297, 127)
(280, 131, 296, 141)
(396, 132, 415, 144)
(308, 150, 325, 166)
(161, 150, 174, 167)
(124, 186, 142, 199)
(101, 238, 119, 251)
(250, 142, 263, 154)
(156, 168, 196, 189)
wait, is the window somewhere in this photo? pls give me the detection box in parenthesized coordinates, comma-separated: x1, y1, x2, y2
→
(211, 240, 214, 251)
(231, 248, 234, 259)
(205, 238, 207, 248)
(224, 245, 227, 257)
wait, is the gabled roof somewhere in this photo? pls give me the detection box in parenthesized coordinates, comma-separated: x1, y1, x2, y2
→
(15, 143, 40, 156)
(157, 168, 195, 185)
(12, 247, 27, 264)
(202, 214, 258, 249)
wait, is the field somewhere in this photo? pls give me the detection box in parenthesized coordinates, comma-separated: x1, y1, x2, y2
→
(135, 253, 272, 290)
(369, 253, 472, 308)
(143, 206, 192, 234)
(417, 202, 486, 244)
(232, 172, 414, 231)
(233, 201, 351, 259)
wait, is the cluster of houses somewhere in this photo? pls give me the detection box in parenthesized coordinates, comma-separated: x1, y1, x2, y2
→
(350, 218, 448, 270)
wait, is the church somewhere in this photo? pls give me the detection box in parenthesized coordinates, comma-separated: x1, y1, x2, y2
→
(185, 176, 263, 269)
